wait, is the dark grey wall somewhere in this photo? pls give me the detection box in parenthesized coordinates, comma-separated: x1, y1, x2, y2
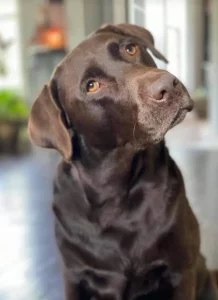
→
(84, 0, 103, 36)
(18, 0, 43, 101)
(101, 0, 113, 25)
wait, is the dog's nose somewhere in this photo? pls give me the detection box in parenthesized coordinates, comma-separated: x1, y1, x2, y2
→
(150, 73, 179, 101)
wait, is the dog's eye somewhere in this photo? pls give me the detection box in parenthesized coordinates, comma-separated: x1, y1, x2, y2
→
(125, 44, 137, 56)
(86, 80, 100, 93)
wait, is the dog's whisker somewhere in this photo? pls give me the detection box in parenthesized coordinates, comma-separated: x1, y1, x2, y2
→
(132, 120, 138, 143)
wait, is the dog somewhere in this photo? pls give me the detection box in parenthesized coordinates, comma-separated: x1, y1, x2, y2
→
(28, 24, 218, 300)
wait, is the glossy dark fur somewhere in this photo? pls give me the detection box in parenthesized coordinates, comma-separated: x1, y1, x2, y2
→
(28, 24, 218, 300)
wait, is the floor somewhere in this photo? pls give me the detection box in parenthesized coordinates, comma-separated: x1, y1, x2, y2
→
(0, 118, 218, 300)
(0, 151, 64, 300)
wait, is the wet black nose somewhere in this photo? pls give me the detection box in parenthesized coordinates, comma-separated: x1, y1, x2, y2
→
(150, 73, 179, 101)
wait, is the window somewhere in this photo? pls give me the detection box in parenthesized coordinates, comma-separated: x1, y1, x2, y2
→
(0, 0, 22, 90)
(128, 0, 166, 70)
(128, 0, 146, 28)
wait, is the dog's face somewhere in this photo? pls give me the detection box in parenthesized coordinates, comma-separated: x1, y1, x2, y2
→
(28, 24, 193, 160)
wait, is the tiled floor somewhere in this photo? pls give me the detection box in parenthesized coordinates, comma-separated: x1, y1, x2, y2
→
(0, 119, 218, 300)
(0, 151, 64, 300)
(166, 117, 218, 269)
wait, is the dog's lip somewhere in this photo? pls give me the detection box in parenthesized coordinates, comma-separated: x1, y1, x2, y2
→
(183, 97, 194, 112)
(172, 97, 194, 123)
(170, 105, 192, 128)
(184, 100, 194, 112)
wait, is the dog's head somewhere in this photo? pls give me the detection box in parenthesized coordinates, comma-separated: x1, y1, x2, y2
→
(28, 23, 193, 160)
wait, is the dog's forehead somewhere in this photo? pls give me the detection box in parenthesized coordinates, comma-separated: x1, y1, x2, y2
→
(58, 33, 124, 79)
(69, 33, 121, 61)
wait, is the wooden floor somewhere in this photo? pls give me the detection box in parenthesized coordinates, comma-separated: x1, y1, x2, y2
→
(0, 138, 218, 299)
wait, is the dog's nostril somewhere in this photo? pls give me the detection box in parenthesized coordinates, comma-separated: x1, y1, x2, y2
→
(157, 89, 167, 101)
(173, 78, 179, 88)
(149, 74, 180, 102)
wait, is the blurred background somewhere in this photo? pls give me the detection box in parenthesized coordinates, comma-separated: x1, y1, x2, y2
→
(0, 0, 218, 299)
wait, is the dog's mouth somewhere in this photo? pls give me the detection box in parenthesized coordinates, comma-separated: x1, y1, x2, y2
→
(170, 110, 187, 128)
(170, 98, 194, 128)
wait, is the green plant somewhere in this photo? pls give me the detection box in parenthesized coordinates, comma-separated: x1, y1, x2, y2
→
(0, 89, 29, 122)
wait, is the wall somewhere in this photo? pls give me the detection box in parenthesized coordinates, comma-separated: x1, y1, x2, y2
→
(112, 0, 127, 23)
(18, 0, 44, 98)
(65, 0, 126, 49)
(65, 0, 116, 48)
(84, 0, 103, 36)
(65, 0, 86, 50)
(101, 0, 113, 24)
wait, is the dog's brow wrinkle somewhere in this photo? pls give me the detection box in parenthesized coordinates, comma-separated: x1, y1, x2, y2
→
(108, 42, 123, 61)
(83, 66, 106, 79)
(82, 66, 116, 85)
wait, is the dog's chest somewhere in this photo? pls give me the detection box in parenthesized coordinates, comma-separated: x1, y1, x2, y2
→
(97, 195, 175, 271)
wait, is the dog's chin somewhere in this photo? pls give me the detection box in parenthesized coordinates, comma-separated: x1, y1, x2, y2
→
(150, 107, 192, 144)
(168, 94, 194, 130)
(168, 103, 193, 130)
(151, 105, 193, 144)
(131, 99, 193, 149)
(169, 108, 190, 130)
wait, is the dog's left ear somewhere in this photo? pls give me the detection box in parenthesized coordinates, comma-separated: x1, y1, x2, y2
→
(99, 23, 168, 64)
(28, 75, 72, 161)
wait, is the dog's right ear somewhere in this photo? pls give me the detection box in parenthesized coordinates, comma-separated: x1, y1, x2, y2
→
(99, 23, 168, 64)
(28, 78, 72, 161)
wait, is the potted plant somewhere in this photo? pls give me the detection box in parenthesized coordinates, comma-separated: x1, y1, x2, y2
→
(0, 89, 29, 154)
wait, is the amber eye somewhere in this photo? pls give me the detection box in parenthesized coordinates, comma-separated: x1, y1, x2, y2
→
(86, 80, 100, 93)
(125, 44, 137, 56)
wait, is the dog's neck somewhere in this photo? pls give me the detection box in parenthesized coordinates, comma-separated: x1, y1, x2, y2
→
(72, 135, 172, 206)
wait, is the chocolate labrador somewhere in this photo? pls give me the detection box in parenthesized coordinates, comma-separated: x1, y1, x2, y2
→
(28, 24, 218, 300)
